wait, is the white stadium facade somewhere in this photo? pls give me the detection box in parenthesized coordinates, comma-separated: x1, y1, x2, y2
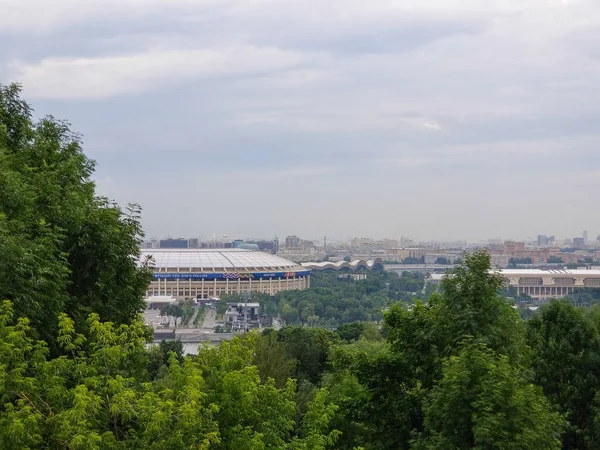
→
(430, 268, 600, 301)
(142, 249, 311, 299)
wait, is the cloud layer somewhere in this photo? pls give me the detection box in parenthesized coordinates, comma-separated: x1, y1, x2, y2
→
(2, 0, 599, 241)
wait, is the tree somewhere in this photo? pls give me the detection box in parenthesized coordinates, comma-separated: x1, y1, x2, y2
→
(386, 250, 527, 389)
(326, 251, 532, 449)
(434, 249, 526, 362)
(254, 331, 296, 388)
(335, 322, 365, 342)
(527, 301, 600, 449)
(0, 301, 340, 449)
(0, 83, 152, 350)
(274, 327, 339, 384)
(324, 338, 418, 450)
(414, 343, 564, 450)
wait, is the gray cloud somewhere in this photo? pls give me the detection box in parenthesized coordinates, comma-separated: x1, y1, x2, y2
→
(2, 0, 600, 241)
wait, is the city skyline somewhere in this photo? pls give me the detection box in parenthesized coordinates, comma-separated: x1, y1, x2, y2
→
(146, 230, 600, 246)
(2, 0, 599, 240)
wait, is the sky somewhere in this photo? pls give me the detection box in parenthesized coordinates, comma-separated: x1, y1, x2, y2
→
(1, 0, 599, 242)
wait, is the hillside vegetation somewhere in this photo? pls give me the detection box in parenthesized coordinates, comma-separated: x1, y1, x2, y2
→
(2, 84, 600, 449)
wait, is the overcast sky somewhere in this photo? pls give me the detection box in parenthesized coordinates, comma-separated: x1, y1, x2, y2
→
(2, 0, 599, 242)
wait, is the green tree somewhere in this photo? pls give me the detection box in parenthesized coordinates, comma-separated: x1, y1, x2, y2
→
(274, 327, 339, 384)
(160, 303, 184, 327)
(527, 301, 600, 449)
(0, 83, 151, 349)
(325, 251, 532, 449)
(254, 331, 296, 388)
(324, 338, 417, 450)
(414, 343, 564, 450)
(0, 301, 340, 449)
(335, 322, 365, 342)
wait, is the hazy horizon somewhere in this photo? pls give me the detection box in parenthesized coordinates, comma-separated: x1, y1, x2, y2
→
(2, 0, 599, 241)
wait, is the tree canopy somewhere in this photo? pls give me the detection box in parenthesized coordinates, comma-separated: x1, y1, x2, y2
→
(0, 83, 151, 350)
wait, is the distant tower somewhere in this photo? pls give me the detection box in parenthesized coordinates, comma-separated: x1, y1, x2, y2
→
(584, 230, 589, 244)
(273, 235, 279, 254)
(324, 236, 327, 249)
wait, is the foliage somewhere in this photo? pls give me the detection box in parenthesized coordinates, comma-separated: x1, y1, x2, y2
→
(402, 256, 424, 264)
(159, 303, 184, 327)
(324, 338, 417, 450)
(335, 322, 365, 342)
(268, 327, 339, 384)
(4, 84, 600, 449)
(509, 257, 533, 267)
(527, 301, 600, 449)
(147, 339, 184, 379)
(253, 331, 296, 388)
(0, 83, 152, 350)
(548, 255, 564, 264)
(414, 343, 564, 450)
(273, 270, 425, 328)
(321, 250, 540, 450)
(0, 302, 339, 449)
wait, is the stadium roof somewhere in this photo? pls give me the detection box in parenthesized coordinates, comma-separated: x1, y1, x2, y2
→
(302, 258, 383, 271)
(141, 248, 300, 271)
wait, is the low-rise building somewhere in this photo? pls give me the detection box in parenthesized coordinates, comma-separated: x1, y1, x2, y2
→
(224, 302, 267, 330)
(432, 269, 600, 301)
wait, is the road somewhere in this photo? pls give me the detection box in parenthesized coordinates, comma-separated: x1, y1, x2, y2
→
(201, 307, 216, 331)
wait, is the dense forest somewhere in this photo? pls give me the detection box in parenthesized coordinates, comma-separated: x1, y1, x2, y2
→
(3, 84, 600, 449)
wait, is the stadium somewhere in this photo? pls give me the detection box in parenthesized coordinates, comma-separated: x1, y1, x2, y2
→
(141, 249, 311, 299)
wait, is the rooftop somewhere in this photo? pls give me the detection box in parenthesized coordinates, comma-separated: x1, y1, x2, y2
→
(141, 248, 300, 271)
(501, 269, 600, 276)
(431, 269, 600, 280)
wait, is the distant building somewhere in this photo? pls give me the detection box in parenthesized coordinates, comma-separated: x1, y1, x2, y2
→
(285, 235, 301, 248)
(224, 303, 268, 330)
(583, 231, 588, 245)
(491, 255, 509, 268)
(536, 235, 554, 247)
(504, 241, 525, 254)
(487, 242, 505, 252)
(247, 240, 275, 252)
(144, 295, 177, 310)
(188, 238, 199, 248)
(338, 273, 368, 281)
(160, 238, 189, 249)
(201, 240, 233, 249)
(384, 248, 427, 261)
(142, 249, 310, 299)
(239, 243, 260, 250)
(433, 268, 600, 301)
(424, 254, 461, 265)
(142, 238, 160, 249)
(350, 237, 399, 251)
(573, 237, 585, 249)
